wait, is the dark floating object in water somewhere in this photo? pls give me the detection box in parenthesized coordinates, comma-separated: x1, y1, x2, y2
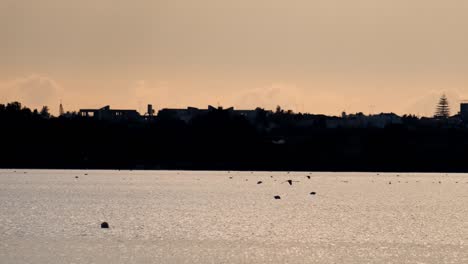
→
(306, 176, 311, 179)
(101, 222, 109, 229)
(229, 177, 233, 179)
(389, 181, 392, 185)
(274, 195, 281, 199)
(439, 181, 441, 184)
(75, 176, 79, 179)
(84, 173, 88, 175)
(310, 192, 316, 195)
(257, 181, 262, 184)
(245, 179, 248, 181)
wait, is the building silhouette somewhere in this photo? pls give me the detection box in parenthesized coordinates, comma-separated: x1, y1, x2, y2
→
(78, 105, 141, 121)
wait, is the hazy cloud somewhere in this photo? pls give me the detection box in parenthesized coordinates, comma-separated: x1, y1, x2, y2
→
(0, 74, 63, 112)
(235, 84, 302, 111)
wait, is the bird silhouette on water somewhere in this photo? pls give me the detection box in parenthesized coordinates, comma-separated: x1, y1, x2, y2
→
(283, 180, 299, 185)
(274, 195, 281, 199)
(306, 176, 311, 179)
(257, 181, 262, 184)
(310, 192, 316, 195)
(101, 222, 109, 228)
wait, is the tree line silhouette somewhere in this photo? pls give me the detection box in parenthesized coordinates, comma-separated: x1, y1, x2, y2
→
(1, 101, 468, 172)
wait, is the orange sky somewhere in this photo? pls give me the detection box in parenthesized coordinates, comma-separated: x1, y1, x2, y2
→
(1, 0, 468, 116)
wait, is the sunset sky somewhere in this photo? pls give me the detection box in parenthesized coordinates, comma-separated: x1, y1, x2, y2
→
(1, 0, 468, 116)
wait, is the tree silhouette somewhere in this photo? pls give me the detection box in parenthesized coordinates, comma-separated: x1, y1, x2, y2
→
(40, 106, 51, 119)
(434, 94, 450, 118)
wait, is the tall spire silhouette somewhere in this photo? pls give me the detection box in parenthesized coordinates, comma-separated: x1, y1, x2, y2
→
(59, 100, 65, 116)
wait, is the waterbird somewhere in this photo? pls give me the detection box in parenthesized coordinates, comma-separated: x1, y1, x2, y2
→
(75, 176, 79, 179)
(257, 181, 263, 184)
(274, 195, 281, 199)
(101, 222, 109, 229)
(389, 181, 392, 185)
(229, 177, 233, 179)
(306, 176, 311, 179)
(283, 180, 299, 186)
(310, 192, 316, 195)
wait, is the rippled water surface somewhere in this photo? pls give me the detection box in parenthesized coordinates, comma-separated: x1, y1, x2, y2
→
(1, 170, 468, 263)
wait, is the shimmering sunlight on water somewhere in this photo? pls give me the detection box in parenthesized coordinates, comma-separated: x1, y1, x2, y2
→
(1, 170, 467, 263)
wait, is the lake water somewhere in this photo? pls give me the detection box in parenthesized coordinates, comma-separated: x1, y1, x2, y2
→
(1, 170, 467, 263)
